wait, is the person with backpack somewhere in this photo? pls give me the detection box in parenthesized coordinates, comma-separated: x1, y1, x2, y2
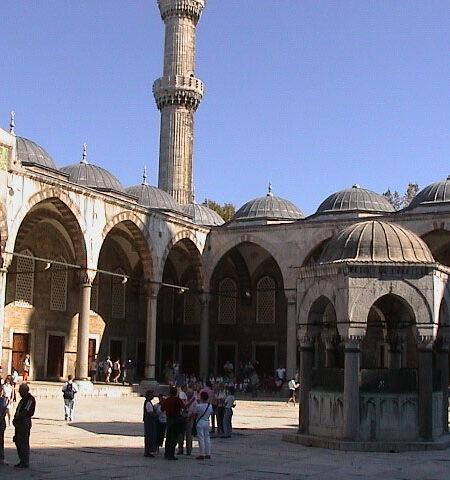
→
(62, 375, 79, 421)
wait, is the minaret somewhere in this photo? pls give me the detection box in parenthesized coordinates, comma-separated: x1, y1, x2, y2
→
(153, 0, 205, 205)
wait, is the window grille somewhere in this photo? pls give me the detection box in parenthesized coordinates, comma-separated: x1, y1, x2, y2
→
(111, 269, 126, 319)
(15, 249, 34, 307)
(50, 256, 67, 311)
(256, 276, 276, 324)
(218, 277, 237, 324)
(90, 275, 99, 313)
(184, 280, 200, 324)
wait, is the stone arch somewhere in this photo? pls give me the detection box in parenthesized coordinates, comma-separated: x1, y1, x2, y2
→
(301, 236, 334, 266)
(349, 280, 433, 336)
(101, 212, 154, 278)
(0, 200, 8, 251)
(159, 229, 204, 285)
(204, 234, 289, 289)
(420, 228, 450, 267)
(11, 193, 87, 267)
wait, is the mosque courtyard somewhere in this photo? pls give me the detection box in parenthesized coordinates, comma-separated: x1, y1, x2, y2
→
(2, 394, 449, 480)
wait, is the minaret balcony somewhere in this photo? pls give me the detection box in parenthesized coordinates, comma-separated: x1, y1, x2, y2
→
(158, 0, 205, 23)
(153, 75, 204, 110)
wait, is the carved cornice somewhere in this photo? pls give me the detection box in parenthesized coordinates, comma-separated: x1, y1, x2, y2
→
(158, 0, 205, 24)
(153, 75, 204, 111)
(79, 269, 96, 287)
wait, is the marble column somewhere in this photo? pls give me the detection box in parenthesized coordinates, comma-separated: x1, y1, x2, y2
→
(417, 338, 434, 440)
(436, 341, 449, 434)
(0, 266, 7, 367)
(286, 290, 297, 380)
(298, 336, 314, 434)
(343, 337, 361, 440)
(144, 283, 159, 380)
(75, 271, 92, 381)
(199, 292, 210, 379)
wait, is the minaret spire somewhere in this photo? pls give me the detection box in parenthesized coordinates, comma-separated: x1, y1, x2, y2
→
(81, 143, 88, 164)
(153, 0, 205, 204)
(9, 111, 15, 135)
(142, 165, 148, 185)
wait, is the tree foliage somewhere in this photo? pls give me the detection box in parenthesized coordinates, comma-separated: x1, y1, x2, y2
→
(383, 183, 419, 210)
(202, 199, 236, 222)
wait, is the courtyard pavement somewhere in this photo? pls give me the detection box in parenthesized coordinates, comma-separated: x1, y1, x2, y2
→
(1, 392, 449, 480)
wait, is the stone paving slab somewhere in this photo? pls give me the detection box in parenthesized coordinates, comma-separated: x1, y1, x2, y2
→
(0, 395, 449, 479)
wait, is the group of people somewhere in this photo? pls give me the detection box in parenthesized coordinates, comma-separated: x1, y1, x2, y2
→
(142, 381, 236, 461)
(90, 357, 136, 385)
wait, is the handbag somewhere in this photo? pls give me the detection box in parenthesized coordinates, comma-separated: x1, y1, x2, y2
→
(192, 403, 210, 437)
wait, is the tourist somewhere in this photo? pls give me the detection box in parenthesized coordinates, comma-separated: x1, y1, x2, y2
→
(161, 386, 186, 460)
(22, 354, 31, 382)
(215, 383, 226, 435)
(224, 360, 234, 378)
(103, 356, 113, 383)
(112, 358, 121, 383)
(62, 375, 78, 421)
(286, 377, 299, 406)
(3, 375, 15, 426)
(90, 356, 98, 382)
(122, 358, 135, 386)
(222, 386, 235, 438)
(250, 371, 259, 398)
(11, 367, 19, 387)
(176, 385, 189, 454)
(155, 394, 167, 453)
(0, 385, 7, 465)
(178, 389, 197, 456)
(13, 383, 36, 469)
(143, 390, 158, 457)
(275, 365, 286, 391)
(195, 390, 213, 460)
(200, 380, 216, 433)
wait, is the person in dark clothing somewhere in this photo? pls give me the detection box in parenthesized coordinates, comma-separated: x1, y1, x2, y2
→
(143, 390, 158, 457)
(13, 384, 36, 469)
(0, 385, 7, 465)
(161, 386, 186, 460)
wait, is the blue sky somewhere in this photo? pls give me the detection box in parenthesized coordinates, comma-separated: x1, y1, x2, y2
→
(2, 1, 449, 215)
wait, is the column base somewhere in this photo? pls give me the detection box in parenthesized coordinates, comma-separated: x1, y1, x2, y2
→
(74, 379, 94, 394)
(139, 379, 168, 396)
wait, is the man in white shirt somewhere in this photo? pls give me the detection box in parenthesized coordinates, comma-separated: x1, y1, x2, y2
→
(62, 375, 79, 421)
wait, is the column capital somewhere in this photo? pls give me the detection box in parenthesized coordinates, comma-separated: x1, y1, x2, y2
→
(199, 291, 210, 306)
(78, 269, 95, 287)
(297, 334, 316, 350)
(343, 335, 364, 351)
(324, 334, 340, 349)
(417, 335, 435, 351)
(142, 279, 160, 298)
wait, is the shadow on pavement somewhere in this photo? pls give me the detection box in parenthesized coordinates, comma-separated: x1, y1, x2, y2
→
(70, 421, 143, 436)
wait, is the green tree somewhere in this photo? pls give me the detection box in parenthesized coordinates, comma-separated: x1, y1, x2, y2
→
(383, 183, 419, 210)
(203, 199, 236, 222)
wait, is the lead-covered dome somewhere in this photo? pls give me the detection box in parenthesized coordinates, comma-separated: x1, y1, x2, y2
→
(60, 145, 125, 193)
(319, 220, 434, 264)
(126, 170, 181, 211)
(408, 176, 450, 209)
(233, 186, 303, 223)
(316, 184, 394, 215)
(181, 203, 224, 227)
(16, 136, 57, 170)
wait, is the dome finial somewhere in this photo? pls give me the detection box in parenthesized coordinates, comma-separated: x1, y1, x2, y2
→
(142, 165, 148, 185)
(267, 182, 273, 197)
(9, 111, 15, 135)
(81, 143, 88, 164)
(352, 183, 361, 189)
(447, 175, 450, 181)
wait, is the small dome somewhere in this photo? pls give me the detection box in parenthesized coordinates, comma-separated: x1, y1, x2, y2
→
(126, 184, 180, 211)
(60, 145, 124, 193)
(316, 184, 394, 214)
(16, 136, 57, 170)
(319, 220, 434, 264)
(408, 176, 450, 208)
(233, 186, 303, 222)
(181, 203, 224, 227)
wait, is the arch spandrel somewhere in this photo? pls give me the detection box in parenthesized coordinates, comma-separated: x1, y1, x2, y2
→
(348, 279, 435, 338)
(0, 200, 8, 251)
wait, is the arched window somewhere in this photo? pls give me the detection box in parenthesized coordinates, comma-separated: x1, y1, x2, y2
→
(50, 256, 68, 311)
(90, 274, 99, 313)
(218, 277, 237, 324)
(111, 268, 126, 319)
(184, 280, 200, 325)
(256, 276, 276, 324)
(15, 249, 34, 307)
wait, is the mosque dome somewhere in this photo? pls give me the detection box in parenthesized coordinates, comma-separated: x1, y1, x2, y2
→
(319, 220, 434, 264)
(181, 203, 225, 227)
(60, 144, 125, 193)
(233, 185, 304, 222)
(316, 184, 394, 215)
(408, 176, 450, 209)
(16, 136, 57, 170)
(126, 168, 181, 211)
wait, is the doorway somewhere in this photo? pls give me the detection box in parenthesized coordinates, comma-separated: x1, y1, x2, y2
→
(109, 339, 124, 364)
(180, 343, 199, 375)
(136, 341, 145, 379)
(88, 339, 97, 373)
(47, 335, 65, 378)
(216, 343, 237, 376)
(12, 333, 30, 374)
(254, 343, 276, 376)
